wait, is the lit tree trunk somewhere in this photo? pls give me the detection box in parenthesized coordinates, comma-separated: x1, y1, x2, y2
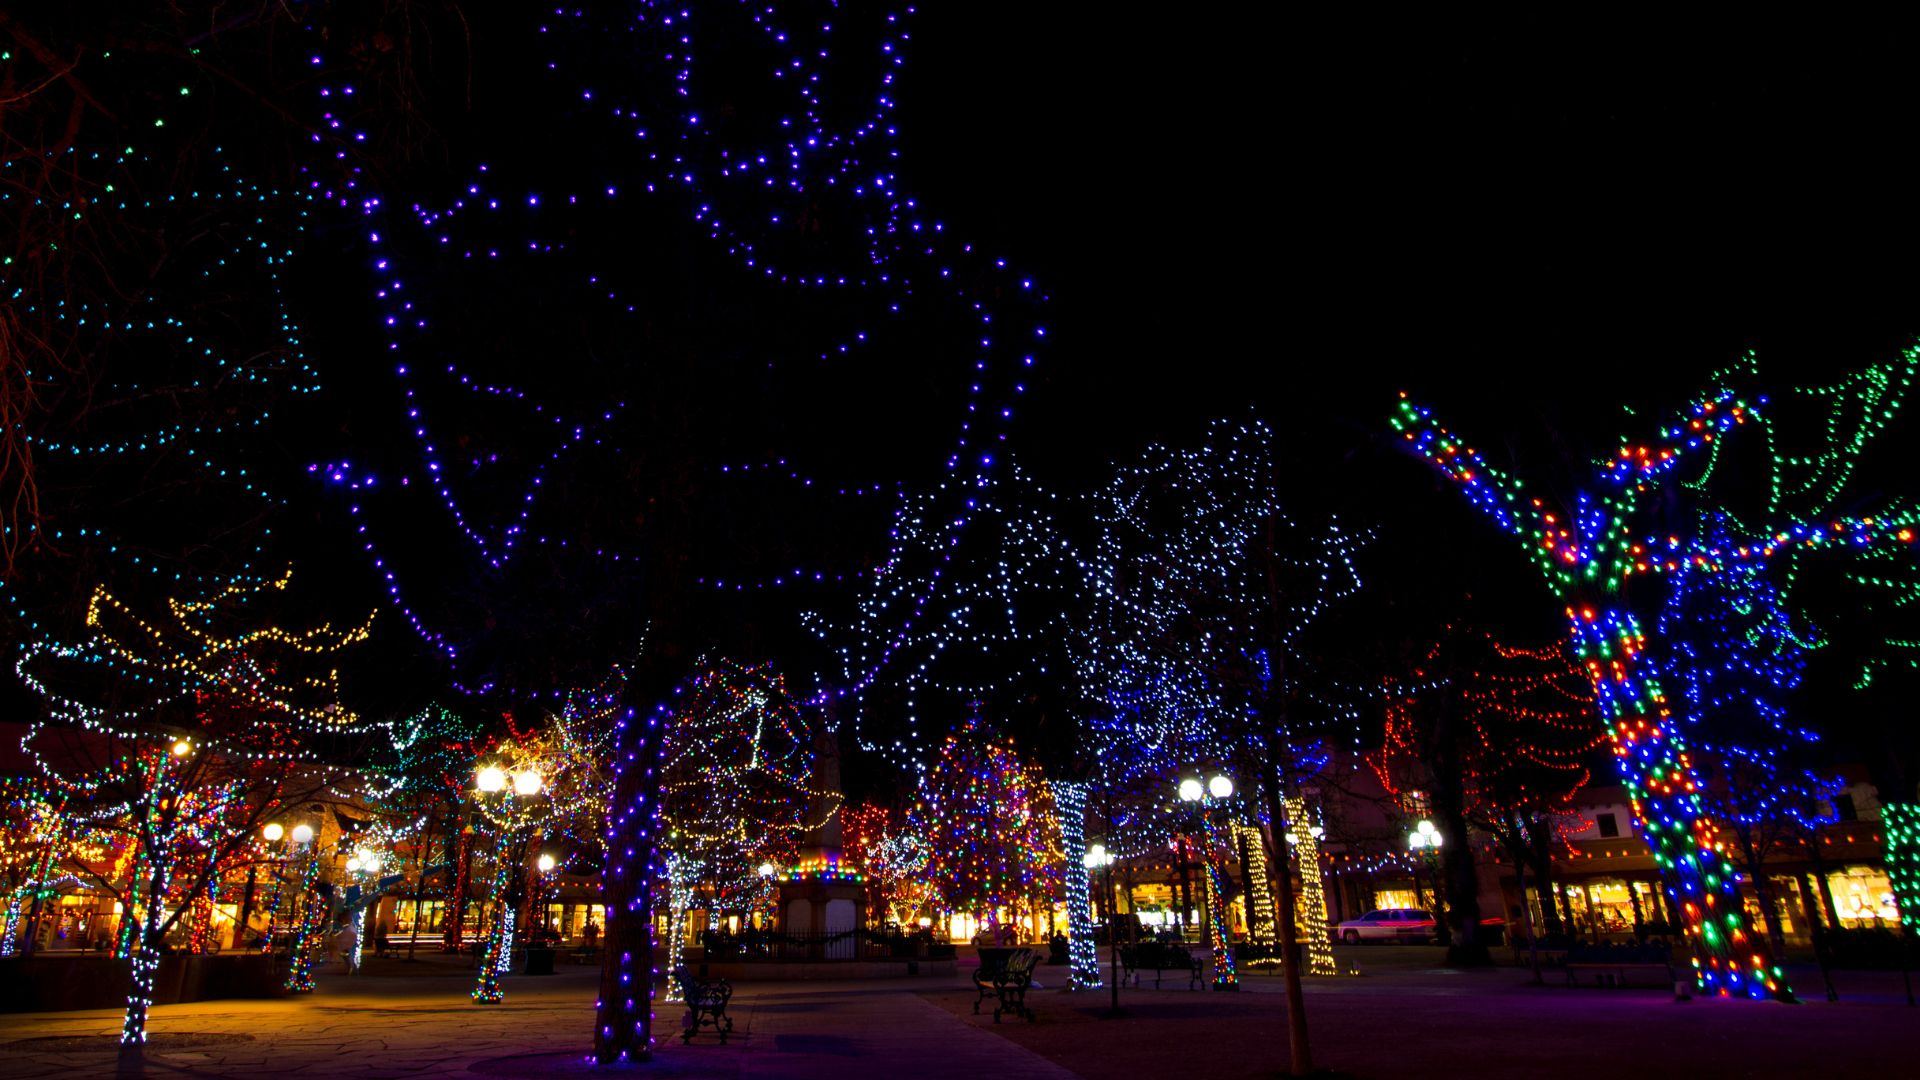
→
(473, 840, 515, 1004)
(1055, 781, 1102, 989)
(119, 854, 172, 1058)
(1195, 818, 1236, 989)
(1568, 608, 1793, 1001)
(662, 856, 689, 1002)
(1280, 796, 1337, 976)
(594, 703, 665, 1064)
(1882, 804, 1920, 935)
(1235, 822, 1277, 949)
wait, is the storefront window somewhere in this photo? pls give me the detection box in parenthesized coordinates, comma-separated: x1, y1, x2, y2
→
(1371, 888, 1419, 911)
(1828, 866, 1899, 928)
(1582, 881, 1635, 934)
(536, 903, 606, 941)
(393, 900, 445, 933)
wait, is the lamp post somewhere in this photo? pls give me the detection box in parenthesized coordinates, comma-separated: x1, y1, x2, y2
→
(1177, 772, 1238, 991)
(343, 846, 385, 973)
(471, 761, 543, 1004)
(1084, 840, 1121, 1014)
(235, 821, 285, 952)
(1408, 820, 1444, 943)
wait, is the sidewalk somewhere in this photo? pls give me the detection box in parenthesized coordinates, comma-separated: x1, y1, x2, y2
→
(1, 949, 1910, 1079)
(0, 963, 1082, 1080)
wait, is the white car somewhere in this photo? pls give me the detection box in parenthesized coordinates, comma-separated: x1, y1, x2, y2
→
(1335, 908, 1436, 944)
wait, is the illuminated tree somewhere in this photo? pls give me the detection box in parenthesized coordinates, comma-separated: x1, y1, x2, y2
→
(466, 680, 620, 1005)
(1374, 628, 1602, 962)
(907, 715, 1062, 931)
(844, 802, 935, 927)
(1394, 351, 1919, 1000)
(1075, 419, 1368, 1074)
(16, 570, 373, 1050)
(657, 658, 818, 987)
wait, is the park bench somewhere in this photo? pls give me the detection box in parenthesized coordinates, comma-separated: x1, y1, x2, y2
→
(972, 947, 1028, 1016)
(1118, 941, 1202, 990)
(971, 948, 1040, 1023)
(673, 970, 734, 1044)
(1562, 944, 1675, 989)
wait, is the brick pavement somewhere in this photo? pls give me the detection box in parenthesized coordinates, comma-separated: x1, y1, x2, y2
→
(0, 956, 1078, 1080)
(0, 949, 1912, 1079)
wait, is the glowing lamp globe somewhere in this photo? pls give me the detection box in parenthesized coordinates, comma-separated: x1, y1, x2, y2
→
(758, 862, 776, 878)
(171, 739, 192, 757)
(476, 765, 507, 793)
(262, 823, 284, 842)
(291, 823, 314, 844)
(1177, 778, 1204, 802)
(512, 770, 543, 796)
(1207, 774, 1234, 799)
(345, 857, 361, 872)
(537, 853, 557, 873)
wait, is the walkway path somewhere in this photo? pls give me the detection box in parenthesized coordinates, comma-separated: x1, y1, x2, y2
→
(0, 961, 1081, 1079)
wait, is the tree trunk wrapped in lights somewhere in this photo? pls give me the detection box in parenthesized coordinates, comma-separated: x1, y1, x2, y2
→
(595, 705, 667, 1065)
(1195, 817, 1237, 989)
(1056, 782, 1104, 989)
(1281, 796, 1339, 977)
(1235, 822, 1278, 950)
(1393, 359, 1920, 1000)
(473, 846, 517, 1005)
(662, 856, 692, 1003)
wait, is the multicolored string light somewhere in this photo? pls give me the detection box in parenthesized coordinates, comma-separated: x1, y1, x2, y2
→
(1392, 354, 1920, 999)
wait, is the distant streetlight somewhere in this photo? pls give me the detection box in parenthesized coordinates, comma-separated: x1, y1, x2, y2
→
(1408, 819, 1443, 850)
(512, 769, 543, 797)
(1207, 775, 1234, 800)
(758, 862, 776, 878)
(262, 822, 285, 842)
(1178, 778, 1205, 802)
(171, 739, 193, 757)
(291, 823, 315, 844)
(537, 853, 557, 874)
(1082, 843, 1112, 869)
(476, 765, 507, 793)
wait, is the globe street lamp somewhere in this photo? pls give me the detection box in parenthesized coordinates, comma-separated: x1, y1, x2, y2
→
(1173, 772, 1238, 990)
(239, 821, 293, 950)
(1407, 820, 1444, 942)
(470, 760, 546, 1004)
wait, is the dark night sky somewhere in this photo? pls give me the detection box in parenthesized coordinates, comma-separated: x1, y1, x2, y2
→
(9, 7, 1920, 768)
(905, 9, 1920, 484)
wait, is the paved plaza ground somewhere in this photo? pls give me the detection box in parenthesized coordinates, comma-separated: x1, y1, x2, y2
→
(0, 947, 1912, 1079)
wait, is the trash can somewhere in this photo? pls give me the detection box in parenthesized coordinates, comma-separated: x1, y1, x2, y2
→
(525, 946, 556, 976)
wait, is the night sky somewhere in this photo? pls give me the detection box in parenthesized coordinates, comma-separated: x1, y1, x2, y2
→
(6, 7, 1920, 775)
(909, 9, 1920, 469)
